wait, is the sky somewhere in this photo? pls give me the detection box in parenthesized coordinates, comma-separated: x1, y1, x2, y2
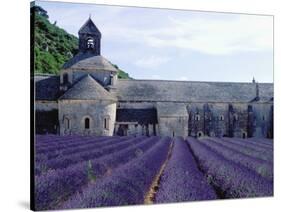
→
(36, 0, 273, 83)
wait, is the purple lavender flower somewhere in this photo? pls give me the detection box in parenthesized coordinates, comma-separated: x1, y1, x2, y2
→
(35, 136, 160, 210)
(60, 137, 171, 209)
(198, 138, 273, 181)
(155, 137, 217, 203)
(186, 137, 273, 199)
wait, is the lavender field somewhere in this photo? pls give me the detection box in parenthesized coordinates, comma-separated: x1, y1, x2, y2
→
(34, 135, 273, 210)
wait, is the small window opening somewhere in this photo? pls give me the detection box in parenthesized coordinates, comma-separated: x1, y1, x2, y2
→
(65, 118, 70, 129)
(87, 38, 94, 49)
(197, 131, 204, 137)
(104, 117, 109, 130)
(85, 118, 90, 129)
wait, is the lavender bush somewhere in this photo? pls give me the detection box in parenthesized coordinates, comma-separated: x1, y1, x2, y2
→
(210, 137, 273, 162)
(36, 137, 139, 174)
(36, 136, 126, 162)
(222, 137, 272, 151)
(155, 137, 217, 203)
(235, 138, 273, 149)
(35, 136, 160, 210)
(34, 135, 273, 210)
(60, 137, 171, 209)
(187, 137, 273, 198)
(36, 136, 123, 155)
(247, 138, 273, 146)
(199, 138, 273, 181)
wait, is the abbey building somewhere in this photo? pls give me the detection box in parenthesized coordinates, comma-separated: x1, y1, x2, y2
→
(34, 18, 274, 138)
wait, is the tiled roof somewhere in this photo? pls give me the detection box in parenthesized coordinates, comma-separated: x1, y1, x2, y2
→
(62, 54, 118, 72)
(34, 75, 273, 104)
(78, 18, 101, 36)
(59, 74, 117, 101)
(116, 79, 273, 103)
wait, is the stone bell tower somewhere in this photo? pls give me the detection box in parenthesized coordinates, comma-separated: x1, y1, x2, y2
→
(78, 16, 101, 55)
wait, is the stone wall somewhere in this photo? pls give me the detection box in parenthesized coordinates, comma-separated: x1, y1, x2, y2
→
(156, 102, 189, 138)
(158, 117, 188, 138)
(58, 99, 116, 136)
(251, 103, 273, 138)
(36, 99, 273, 138)
(187, 102, 273, 138)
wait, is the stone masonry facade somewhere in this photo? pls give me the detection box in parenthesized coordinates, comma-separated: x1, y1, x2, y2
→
(34, 18, 274, 139)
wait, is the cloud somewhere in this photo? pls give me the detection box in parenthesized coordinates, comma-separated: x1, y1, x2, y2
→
(134, 55, 170, 68)
(38, 2, 273, 82)
(102, 13, 273, 55)
(41, 2, 273, 55)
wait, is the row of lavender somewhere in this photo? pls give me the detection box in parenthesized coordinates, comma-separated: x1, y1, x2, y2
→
(198, 138, 273, 181)
(155, 137, 217, 202)
(35, 136, 133, 175)
(35, 136, 169, 210)
(154, 136, 273, 203)
(61, 137, 172, 209)
(60, 136, 273, 208)
(35, 135, 273, 210)
(186, 137, 273, 198)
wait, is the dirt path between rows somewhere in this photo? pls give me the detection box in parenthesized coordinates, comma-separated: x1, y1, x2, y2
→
(144, 140, 174, 204)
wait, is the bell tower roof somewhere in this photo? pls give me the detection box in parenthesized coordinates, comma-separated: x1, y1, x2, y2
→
(78, 17, 101, 55)
(78, 17, 101, 36)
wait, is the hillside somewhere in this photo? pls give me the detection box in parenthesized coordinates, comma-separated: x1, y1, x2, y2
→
(31, 5, 131, 79)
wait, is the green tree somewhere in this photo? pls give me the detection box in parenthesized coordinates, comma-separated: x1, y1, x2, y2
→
(31, 5, 131, 79)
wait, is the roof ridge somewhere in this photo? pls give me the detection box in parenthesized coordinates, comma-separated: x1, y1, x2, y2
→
(33, 73, 58, 77)
(118, 79, 273, 84)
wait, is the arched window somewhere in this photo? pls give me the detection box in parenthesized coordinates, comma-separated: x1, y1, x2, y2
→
(195, 114, 200, 121)
(104, 117, 110, 130)
(84, 118, 90, 129)
(64, 117, 70, 129)
(220, 115, 224, 121)
(87, 37, 94, 49)
(63, 73, 69, 84)
(197, 131, 204, 137)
